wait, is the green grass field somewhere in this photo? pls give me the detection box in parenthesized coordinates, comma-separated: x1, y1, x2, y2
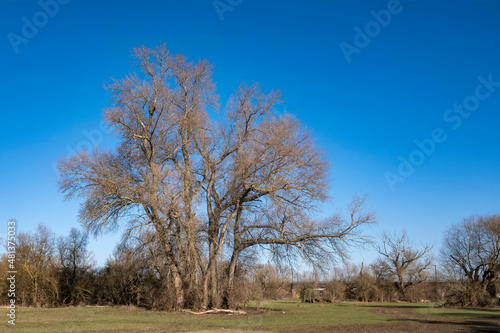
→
(2, 300, 499, 332)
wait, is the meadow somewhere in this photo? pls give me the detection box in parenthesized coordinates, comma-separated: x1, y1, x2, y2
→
(2, 300, 499, 332)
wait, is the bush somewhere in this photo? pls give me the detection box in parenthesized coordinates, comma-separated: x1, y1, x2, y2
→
(444, 282, 492, 307)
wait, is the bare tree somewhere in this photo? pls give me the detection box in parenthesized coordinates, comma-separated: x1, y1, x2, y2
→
(249, 264, 291, 300)
(58, 44, 375, 310)
(441, 215, 500, 306)
(57, 228, 94, 305)
(375, 230, 433, 299)
(15, 224, 59, 306)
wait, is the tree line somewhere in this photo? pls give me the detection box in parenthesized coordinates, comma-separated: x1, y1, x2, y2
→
(320, 215, 499, 307)
(1, 214, 498, 308)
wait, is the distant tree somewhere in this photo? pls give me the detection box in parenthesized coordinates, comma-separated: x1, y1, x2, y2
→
(375, 230, 433, 300)
(441, 215, 500, 306)
(370, 257, 393, 282)
(331, 262, 388, 302)
(97, 241, 146, 306)
(333, 261, 359, 287)
(57, 228, 94, 305)
(57, 44, 376, 310)
(16, 224, 59, 306)
(250, 264, 291, 300)
(0, 253, 16, 305)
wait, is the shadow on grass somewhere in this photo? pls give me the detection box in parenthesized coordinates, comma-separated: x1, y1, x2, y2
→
(407, 318, 500, 333)
(252, 307, 285, 313)
(363, 304, 439, 309)
(438, 308, 500, 313)
(429, 312, 500, 320)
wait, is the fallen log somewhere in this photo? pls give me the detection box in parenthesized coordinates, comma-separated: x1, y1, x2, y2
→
(184, 308, 247, 315)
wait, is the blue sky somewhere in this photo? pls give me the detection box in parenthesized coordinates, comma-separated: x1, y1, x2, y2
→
(1, 0, 499, 268)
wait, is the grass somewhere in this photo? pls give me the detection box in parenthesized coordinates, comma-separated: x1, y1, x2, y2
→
(1, 300, 499, 332)
(247, 300, 389, 327)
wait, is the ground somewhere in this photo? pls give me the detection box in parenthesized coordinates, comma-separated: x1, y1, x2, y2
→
(2, 300, 499, 332)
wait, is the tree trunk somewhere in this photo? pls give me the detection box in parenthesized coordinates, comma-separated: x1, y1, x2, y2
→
(210, 246, 219, 308)
(224, 249, 241, 309)
(202, 270, 210, 309)
(170, 262, 184, 309)
(202, 243, 219, 309)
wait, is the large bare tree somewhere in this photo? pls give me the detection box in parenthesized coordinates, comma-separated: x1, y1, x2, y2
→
(58, 45, 375, 310)
(375, 230, 433, 299)
(441, 215, 500, 305)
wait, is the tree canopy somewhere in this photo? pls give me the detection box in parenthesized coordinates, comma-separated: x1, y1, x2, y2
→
(57, 45, 376, 309)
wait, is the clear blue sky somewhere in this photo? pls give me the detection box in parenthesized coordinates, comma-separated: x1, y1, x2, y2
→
(1, 0, 499, 268)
